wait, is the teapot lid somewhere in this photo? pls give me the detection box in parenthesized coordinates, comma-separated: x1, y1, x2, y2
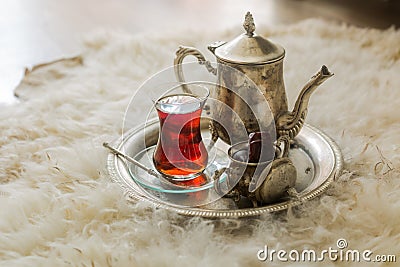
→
(213, 12, 285, 64)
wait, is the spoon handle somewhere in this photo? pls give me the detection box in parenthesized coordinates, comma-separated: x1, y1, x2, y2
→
(103, 142, 160, 178)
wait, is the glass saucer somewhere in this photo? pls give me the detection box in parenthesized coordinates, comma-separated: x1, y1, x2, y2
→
(127, 145, 229, 194)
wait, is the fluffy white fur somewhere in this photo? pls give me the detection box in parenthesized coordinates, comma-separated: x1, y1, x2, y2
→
(1, 20, 399, 266)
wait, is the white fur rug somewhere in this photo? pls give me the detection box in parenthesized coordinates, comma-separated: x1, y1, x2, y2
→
(1, 20, 399, 266)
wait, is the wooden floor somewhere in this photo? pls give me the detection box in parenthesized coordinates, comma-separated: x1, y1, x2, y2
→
(0, 0, 399, 105)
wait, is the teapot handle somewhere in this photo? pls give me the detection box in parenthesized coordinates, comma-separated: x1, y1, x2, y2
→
(174, 46, 217, 93)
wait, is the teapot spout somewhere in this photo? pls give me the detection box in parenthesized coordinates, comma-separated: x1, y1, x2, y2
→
(277, 65, 333, 139)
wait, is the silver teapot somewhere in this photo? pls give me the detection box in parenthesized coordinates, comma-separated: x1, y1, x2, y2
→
(173, 12, 333, 205)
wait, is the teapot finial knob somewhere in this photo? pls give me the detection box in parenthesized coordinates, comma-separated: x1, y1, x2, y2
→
(243, 12, 255, 36)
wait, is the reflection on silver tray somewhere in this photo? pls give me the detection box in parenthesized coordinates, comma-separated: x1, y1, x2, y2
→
(106, 118, 343, 218)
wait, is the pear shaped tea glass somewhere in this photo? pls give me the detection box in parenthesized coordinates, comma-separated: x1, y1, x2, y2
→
(153, 84, 209, 181)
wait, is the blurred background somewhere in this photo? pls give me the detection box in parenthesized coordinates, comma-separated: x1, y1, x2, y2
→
(1, 0, 399, 105)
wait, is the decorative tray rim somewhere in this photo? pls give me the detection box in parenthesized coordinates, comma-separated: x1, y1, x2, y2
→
(106, 121, 343, 218)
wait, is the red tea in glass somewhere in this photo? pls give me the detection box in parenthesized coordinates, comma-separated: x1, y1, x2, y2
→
(153, 86, 209, 180)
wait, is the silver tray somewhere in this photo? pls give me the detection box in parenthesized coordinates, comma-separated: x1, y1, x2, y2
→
(106, 119, 343, 218)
